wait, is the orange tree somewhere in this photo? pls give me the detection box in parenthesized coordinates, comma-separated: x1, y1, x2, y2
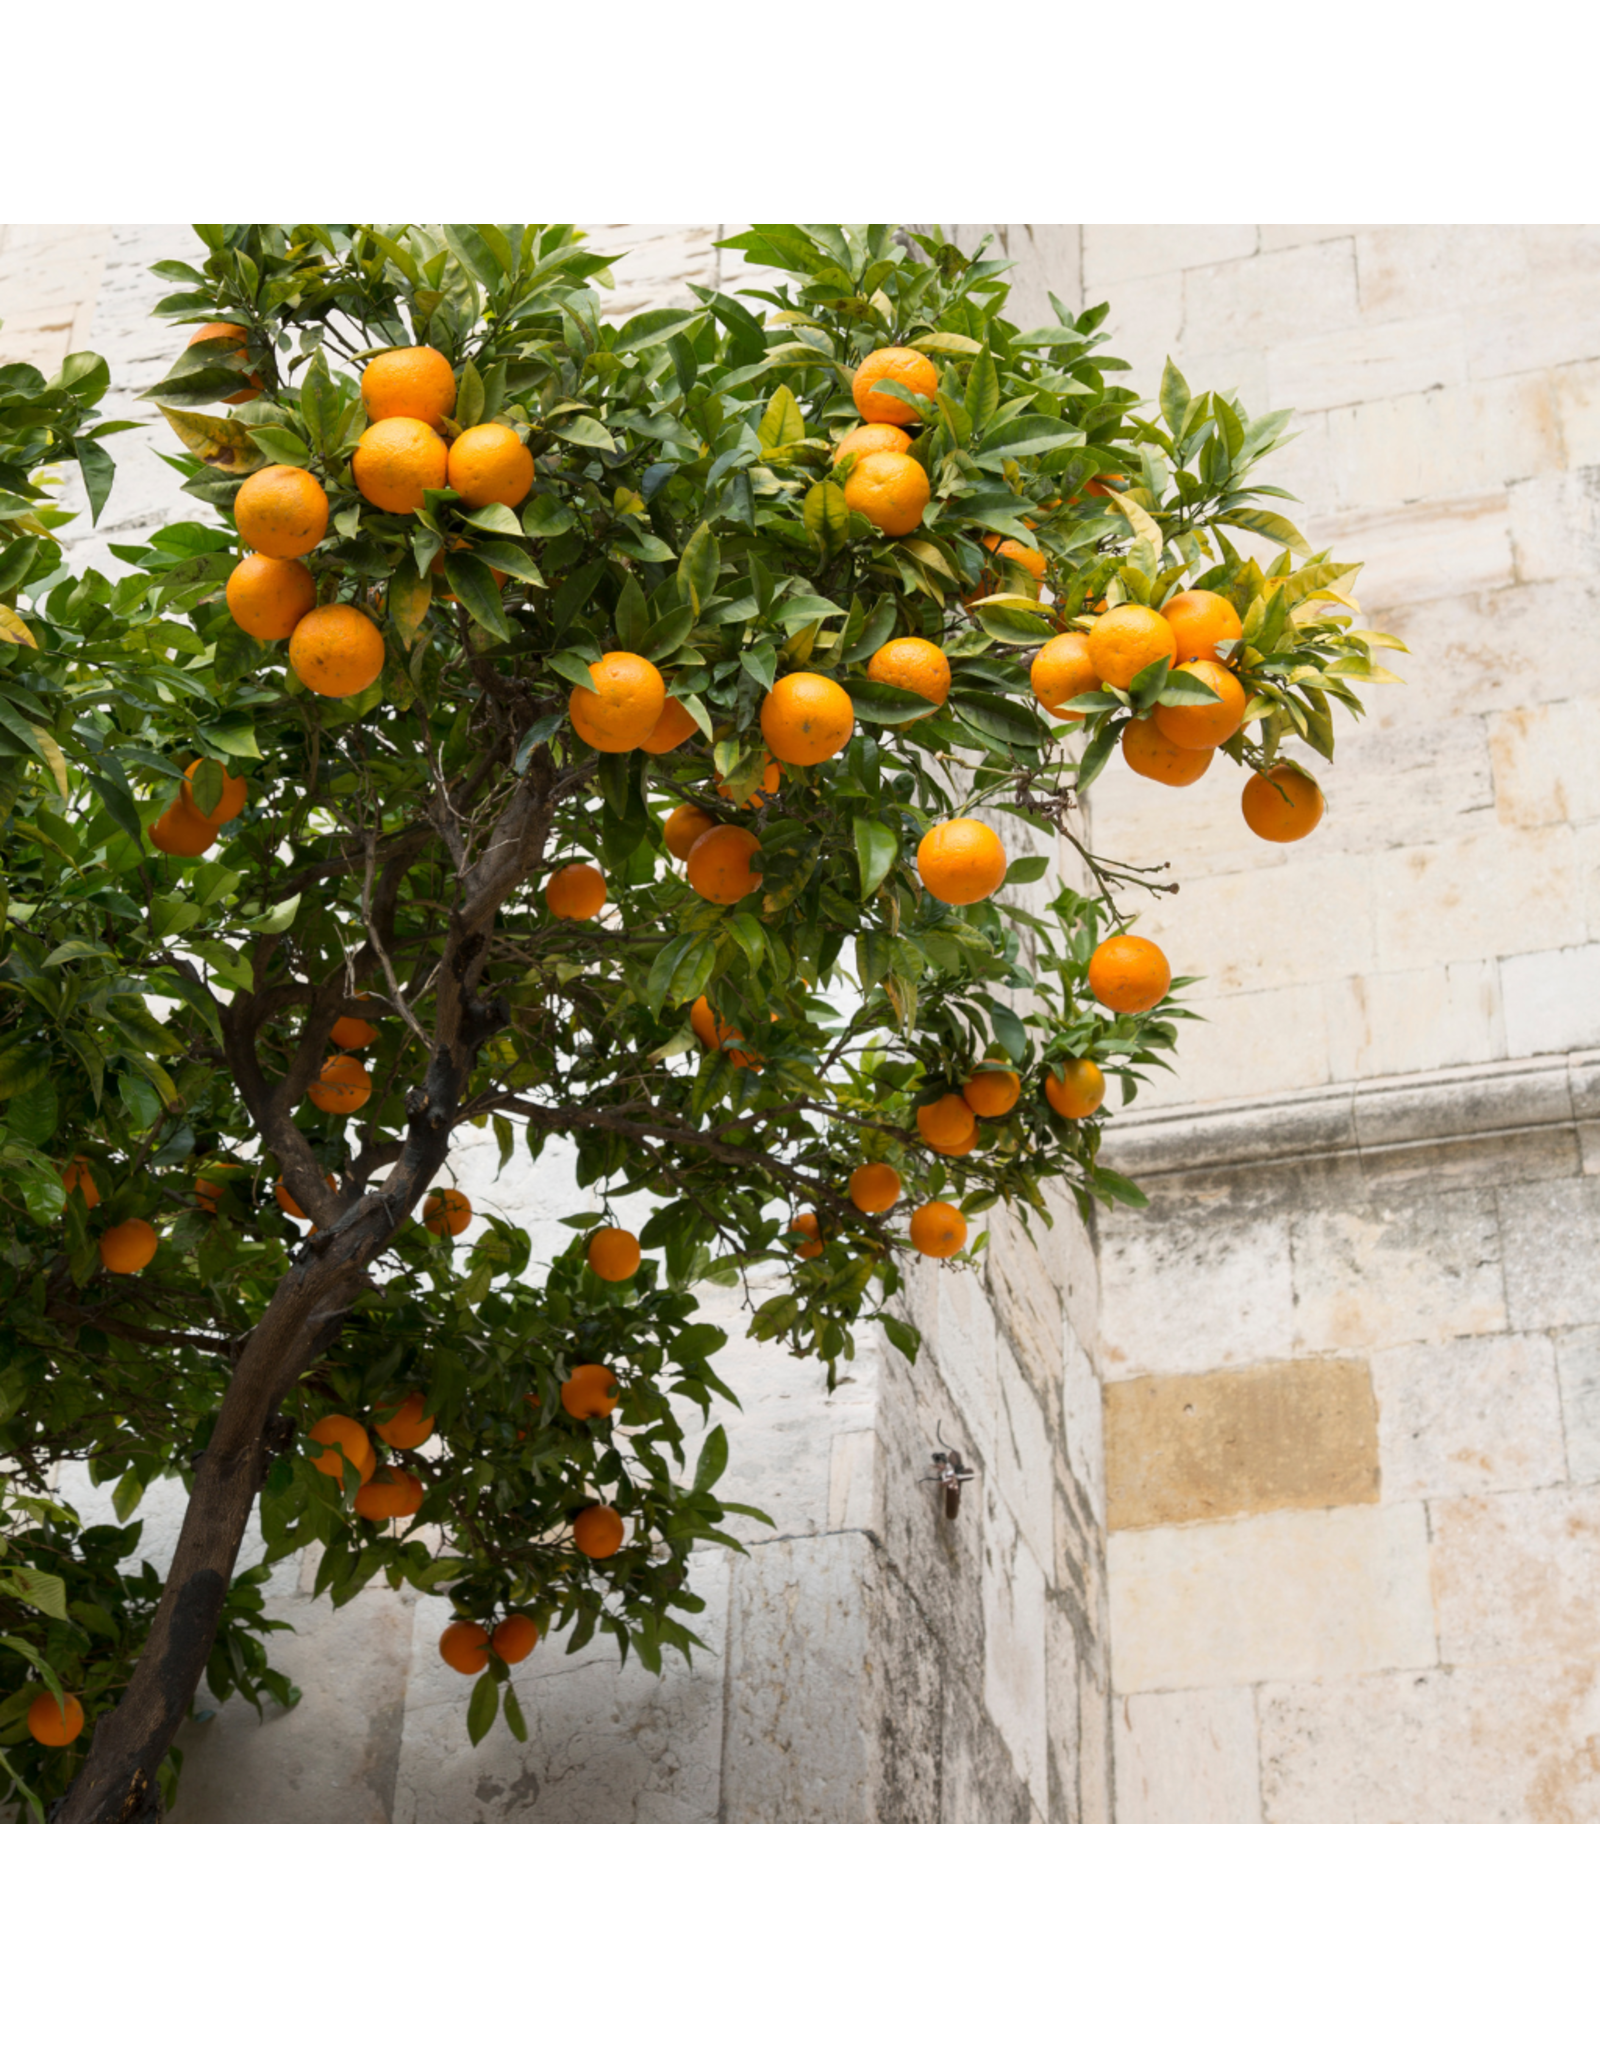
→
(0, 224, 1391, 1822)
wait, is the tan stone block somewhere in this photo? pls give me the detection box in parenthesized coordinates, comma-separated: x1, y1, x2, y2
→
(995, 1338, 1054, 1572)
(1081, 225, 1257, 294)
(1079, 1667, 1112, 1822)
(1118, 981, 1333, 1113)
(1372, 825, 1582, 974)
(827, 1430, 876, 1532)
(1106, 1356, 1379, 1533)
(1355, 226, 1531, 322)
(1062, 1327, 1105, 1518)
(1466, 282, 1600, 382)
(1098, 1201, 1294, 1381)
(1501, 942, 1600, 1058)
(1267, 311, 1467, 416)
(1552, 357, 1600, 468)
(1128, 847, 1375, 999)
(1325, 961, 1503, 1083)
(981, 1488, 1049, 1810)
(1184, 239, 1358, 356)
(1309, 492, 1514, 610)
(1325, 371, 1565, 513)
(1259, 1662, 1600, 1821)
(1509, 465, 1600, 585)
(1555, 1325, 1600, 1483)
(984, 1202, 1062, 1408)
(1372, 1332, 1567, 1502)
(1109, 1502, 1436, 1693)
(1489, 697, 1600, 829)
(1098, 268, 1183, 403)
(1497, 1175, 1600, 1332)
(1260, 225, 1362, 252)
(1381, 576, 1600, 721)
(1113, 1685, 1261, 1822)
(1290, 1188, 1506, 1353)
(1172, 347, 1270, 416)
(1432, 1485, 1600, 1667)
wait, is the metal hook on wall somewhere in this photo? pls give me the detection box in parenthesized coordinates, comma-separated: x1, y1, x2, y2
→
(920, 1425, 975, 1519)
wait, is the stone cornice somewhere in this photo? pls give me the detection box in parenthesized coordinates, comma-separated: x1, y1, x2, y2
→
(1099, 1051, 1600, 1180)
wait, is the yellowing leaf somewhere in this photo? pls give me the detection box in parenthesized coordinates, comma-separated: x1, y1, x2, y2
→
(0, 604, 37, 649)
(30, 726, 69, 800)
(908, 332, 984, 356)
(157, 405, 266, 474)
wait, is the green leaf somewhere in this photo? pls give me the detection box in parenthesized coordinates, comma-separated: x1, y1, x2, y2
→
(880, 1315, 921, 1362)
(0, 1566, 67, 1620)
(444, 552, 511, 641)
(989, 999, 1029, 1062)
(466, 1670, 499, 1746)
(77, 440, 116, 524)
(614, 573, 650, 652)
(676, 522, 719, 617)
(1221, 505, 1310, 553)
(462, 501, 522, 536)
(694, 1423, 729, 1493)
(1005, 855, 1050, 885)
(843, 675, 935, 726)
(758, 384, 805, 451)
(550, 413, 614, 452)
(502, 1683, 528, 1744)
(802, 479, 850, 556)
(854, 819, 898, 898)
(1159, 359, 1192, 438)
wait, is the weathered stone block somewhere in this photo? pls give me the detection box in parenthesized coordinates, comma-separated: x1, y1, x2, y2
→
(1266, 310, 1467, 416)
(1081, 225, 1256, 294)
(1098, 1200, 1295, 1379)
(1502, 942, 1600, 1058)
(1325, 371, 1564, 512)
(1497, 1175, 1600, 1332)
(1489, 697, 1600, 830)
(1556, 1325, 1600, 1482)
(1113, 1685, 1262, 1822)
(1313, 492, 1515, 610)
(1290, 1187, 1507, 1353)
(1372, 1331, 1567, 1500)
(1373, 826, 1582, 975)
(995, 1338, 1054, 1574)
(1432, 1486, 1600, 1667)
(1355, 226, 1533, 323)
(1184, 238, 1358, 355)
(981, 1489, 1049, 1810)
(1325, 961, 1502, 1082)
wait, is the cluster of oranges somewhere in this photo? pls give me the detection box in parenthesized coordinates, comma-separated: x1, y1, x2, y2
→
(147, 758, 250, 858)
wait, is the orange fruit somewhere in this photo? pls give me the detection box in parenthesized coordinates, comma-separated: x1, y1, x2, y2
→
(843, 450, 930, 537)
(194, 1173, 224, 1214)
(545, 863, 607, 921)
(685, 823, 761, 905)
(849, 1163, 902, 1214)
(149, 804, 217, 858)
(27, 1691, 85, 1747)
(639, 697, 700, 755)
(570, 651, 665, 753)
(234, 465, 328, 559)
(191, 321, 260, 404)
(929, 1129, 977, 1158)
(1242, 764, 1325, 843)
(917, 1094, 977, 1151)
(361, 346, 456, 430)
(1031, 634, 1099, 721)
(1161, 588, 1244, 665)
(447, 423, 534, 510)
(61, 1158, 100, 1209)
(356, 1468, 424, 1521)
(976, 535, 1047, 598)
(689, 996, 763, 1069)
(664, 803, 715, 860)
(587, 1226, 640, 1282)
(493, 1614, 539, 1664)
(309, 1414, 374, 1482)
(852, 347, 937, 425)
(909, 1201, 967, 1259)
(761, 673, 855, 766)
(1121, 717, 1213, 787)
(716, 758, 782, 810)
(1084, 473, 1128, 499)
(1154, 661, 1247, 751)
(289, 604, 386, 699)
(374, 1392, 435, 1450)
(1088, 934, 1171, 1014)
(226, 554, 316, 641)
(352, 417, 448, 514)
(1044, 1059, 1106, 1119)
(561, 1363, 620, 1420)
(1087, 605, 1178, 690)
(963, 1068, 1021, 1118)
(439, 1620, 490, 1675)
(424, 1188, 472, 1237)
(330, 1004, 379, 1050)
(573, 1504, 625, 1560)
(179, 758, 248, 828)
(99, 1218, 157, 1274)
(276, 1172, 335, 1220)
(790, 1212, 824, 1259)
(835, 421, 912, 465)
(917, 818, 1007, 905)
(866, 637, 949, 713)
(308, 1053, 371, 1115)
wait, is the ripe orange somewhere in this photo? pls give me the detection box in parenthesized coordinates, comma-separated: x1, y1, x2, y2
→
(439, 1620, 490, 1674)
(545, 863, 607, 921)
(570, 651, 666, 753)
(664, 804, 715, 860)
(1161, 588, 1244, 664)
(234, 465, 329, 559)
(587, 1226, 640, 1282)
(27, 1691, 85, 1747)
(191, 321, 260, 404)
(844, 450, 930, 537)
(194, 1173, 225, 1214)
(330, 1005, 378, 1050)
(308, 1053, 371, 1115)
(1044, 1059, 1106, 1119)
(852, 347, 938, 425)
(1087, 605, 1178, 690)
(99, 1218, 157, 1274)
(356, 1468, 424, 1521)
(1088, 934, 1171, 1014)
(866, 637, 949, 713)
(61, 1158, 100, 1209)
(352, 417, 448, 514)
(963, 1068, 1021, 1118)
(685, 823, 761, 905)
(309, 1414, 375, 1482)
(789, 1212, 824, 1259)
(289, 604, 386, 699)
(573, 1503, 626, 1559)
(716, 757, 783, 810)
(149, 804, 217, 857)
(276, 1172, 335, 1220)
(226, 553, 316, 640)
(1031, 634, 1099, 721)
(493, 1614, 539, 1664)
(917, 818, 1007, 905)
(361, 346, 457, 430)
(447, 423, 535, 509)
(1121, 717, 1213, 787)
(1242, 764, 1325, 843)
(849, 1162, 902, 1213)
(917, 1094, 977, 1151)
(976, 535, 1047, 598)
(561, 1363, 620, 1420)
(1154, 661, 1247, 752)
(761, 672, 855, 766)
(1084, 473, 1128, 499)
(639, 697, 700, 755)
(689, 996, 763, 1069)
(835, 421, 912, 465)
(909, 1201, 967, 1259)
(180, 758, 248, 828)
(424, 1188, 472, 1237)
(374, 1392, 435, 1450)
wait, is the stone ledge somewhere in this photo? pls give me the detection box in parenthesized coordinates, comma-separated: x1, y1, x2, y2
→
(1102, 1052, 1600, 1180)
